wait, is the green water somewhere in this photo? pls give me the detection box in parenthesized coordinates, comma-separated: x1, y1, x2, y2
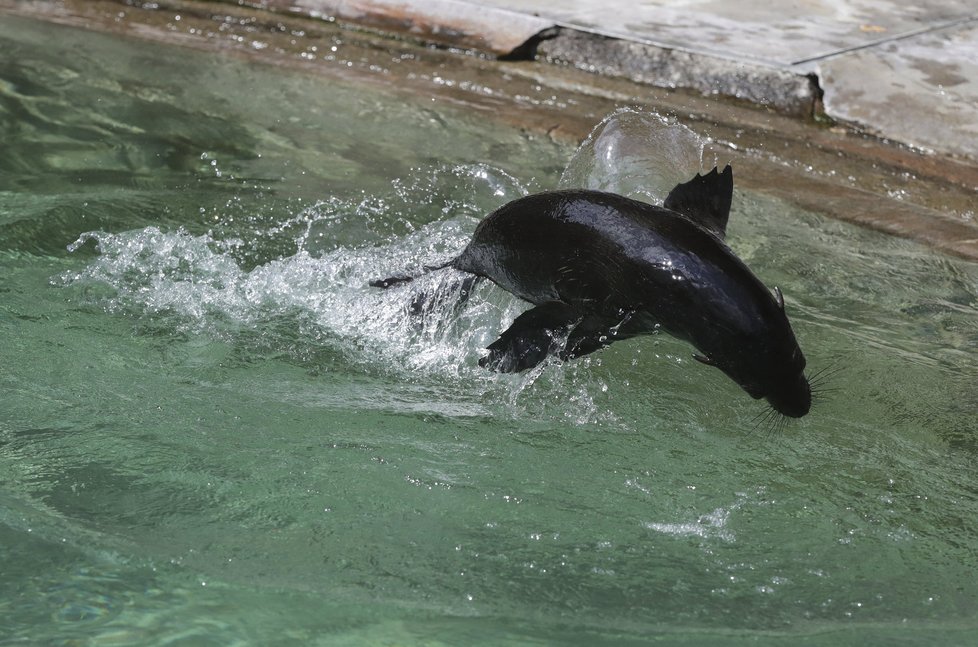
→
(3, 15, 978, 646)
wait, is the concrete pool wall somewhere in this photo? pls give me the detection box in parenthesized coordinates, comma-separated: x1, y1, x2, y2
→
(2, 0, 977, 259)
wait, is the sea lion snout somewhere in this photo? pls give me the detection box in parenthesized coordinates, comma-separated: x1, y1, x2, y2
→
(764, 373, 812, 418)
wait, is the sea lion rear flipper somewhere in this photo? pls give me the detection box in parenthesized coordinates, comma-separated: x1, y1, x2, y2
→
(480, 301, 580, 373)
(560, 314, 618, 360)
(369, 258, 456, 289)
(663, 165, 733, 238)
(561, 309, 649, 360)
(370, 274, 415, 288)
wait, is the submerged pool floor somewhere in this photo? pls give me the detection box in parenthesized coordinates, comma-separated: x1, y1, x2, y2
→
(2, 14, 978, 647)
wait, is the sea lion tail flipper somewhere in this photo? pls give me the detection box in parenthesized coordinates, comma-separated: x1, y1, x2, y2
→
(480, 301, 579, 373)
(369, 258, 455, 289)
(663, 165, 733, 239)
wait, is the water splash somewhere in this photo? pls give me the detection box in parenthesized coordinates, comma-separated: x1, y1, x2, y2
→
(642, 491, 761, 543)
(59, 114, 704, 427)
(61, 221, 622, 426)
(559, 107, 709, 203)
(64, 224, 468, 363)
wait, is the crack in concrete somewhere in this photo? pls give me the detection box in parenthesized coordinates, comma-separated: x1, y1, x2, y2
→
(790, 14, 978, 66)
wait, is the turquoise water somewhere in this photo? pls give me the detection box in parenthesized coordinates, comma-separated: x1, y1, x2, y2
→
(3, 15, 978, 646)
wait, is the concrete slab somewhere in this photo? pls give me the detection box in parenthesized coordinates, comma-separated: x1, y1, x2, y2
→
(519, 1, 978, 160)
(16, 0, 978, 158)
(240, 0, 978, 160)
(467, 0, 976, 67)
(467, 1, 978, 156)
(251, 0, 553, 55)
(536, 30, 822, 116)
(817, 20, 978, 157)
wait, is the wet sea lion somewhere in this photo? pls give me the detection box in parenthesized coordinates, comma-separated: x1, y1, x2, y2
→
(372, 166, 811, 417)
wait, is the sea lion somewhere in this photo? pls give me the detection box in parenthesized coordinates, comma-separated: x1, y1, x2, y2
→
(372, 166, 811, 417)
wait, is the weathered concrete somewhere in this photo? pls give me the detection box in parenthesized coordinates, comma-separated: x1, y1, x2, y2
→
(468, 0, 975, 67)
(240, 0, 978, 161)
(536, 30, 821, 117)
(816, 19, 978, 157)
(453, 0, 978, 160)
(241, 0, 554, 56)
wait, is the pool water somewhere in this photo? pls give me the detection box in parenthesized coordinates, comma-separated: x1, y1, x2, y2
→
(2, 15, 978, 646)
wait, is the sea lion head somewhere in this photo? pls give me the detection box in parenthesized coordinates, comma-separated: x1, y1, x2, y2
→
(701, 287, 811, 419)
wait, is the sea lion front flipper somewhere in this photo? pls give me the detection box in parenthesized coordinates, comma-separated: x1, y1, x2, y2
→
(560, 314, 618, 360)
(480, 301, 580, 373)
(560, 308, 650, 360)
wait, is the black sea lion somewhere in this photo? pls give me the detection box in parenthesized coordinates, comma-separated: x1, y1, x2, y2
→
(372, 166, 811, 417)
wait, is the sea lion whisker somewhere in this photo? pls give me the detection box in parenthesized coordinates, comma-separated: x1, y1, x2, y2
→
(808, 364, 845, 400)
(749, 405, 781, 437)
(810, 385, 841, 395)
(748, 407, 771, 431)
(808, 362, 845, 383)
